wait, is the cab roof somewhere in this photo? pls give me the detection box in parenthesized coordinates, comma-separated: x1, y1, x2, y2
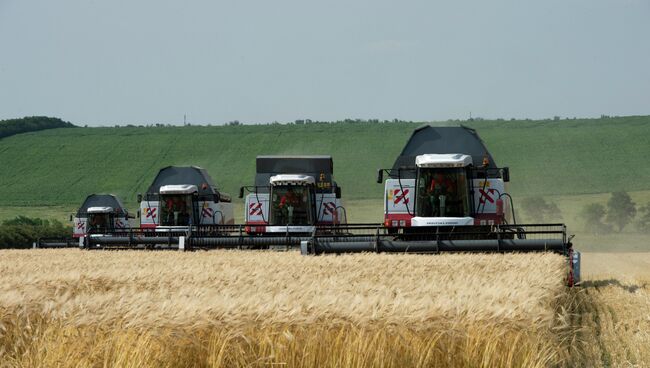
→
(254, 156, 336, 193)
(146, 166, 221, 196)
(390, 125, 499, 178)
(76, 194, 126, 216)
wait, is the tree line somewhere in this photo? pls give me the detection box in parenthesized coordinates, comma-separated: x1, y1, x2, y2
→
(520, 192, 649, 234)
(0, 116, 76, 140)
(0, 216, 70, 249)
(579, 192, 648, 234)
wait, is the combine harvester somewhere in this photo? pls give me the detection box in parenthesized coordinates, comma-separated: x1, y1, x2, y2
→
(300, 126, 581, 286)
(78, 127, 579, 285)
(38, 194, 130, 248)
(85, 159, 347, 249)
(85, 166, 235, 249)
(137, 166, 235, 229)
(240, 155, 345, 237)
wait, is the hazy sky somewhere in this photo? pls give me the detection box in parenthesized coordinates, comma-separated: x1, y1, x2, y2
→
(1, 0, 648, 126)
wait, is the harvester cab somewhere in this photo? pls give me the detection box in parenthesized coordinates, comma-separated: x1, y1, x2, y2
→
(139, 166, 234, 230)
(241, 156, 344, 235)
(73, 194, 130, 238)
(378, 126, 514, 231)
(340, 125, 580, 286)
(86, 207, 115, 232)
(159, 185, 198, 227)
(381, 153, 511, 229)
(269, 175, 316, 229)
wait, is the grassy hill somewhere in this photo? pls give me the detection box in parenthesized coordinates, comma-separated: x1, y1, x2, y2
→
(0, 116, 648, 210)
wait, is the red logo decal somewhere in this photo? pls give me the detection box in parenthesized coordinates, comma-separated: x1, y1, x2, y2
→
(322, 202, 336, 215)
(249, 202, 263, 216)
(202, 207, 214, 218)
(394, 189, 410, 205)
(145, 208, 157, 219)
(479, 189, 496, 204)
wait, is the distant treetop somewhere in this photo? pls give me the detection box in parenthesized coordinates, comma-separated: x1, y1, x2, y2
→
(0, 116, 76, 140)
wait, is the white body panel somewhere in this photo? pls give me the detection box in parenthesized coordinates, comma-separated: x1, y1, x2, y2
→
(198, 200, 234, 225)
(140, 200, 160, 227)
(315, 193, 342, 224)
(411, 217, 474, 226)
(266, 225, 316, 233)
(87, 206, 113, 214)
(139, 199, 234, 227)
(384, 179, 415, 215)
(73, 217, 87, 237)
(244, 192, 344, 228)
(114, 217, 128, 230)
(572, 250, 581, 285)
(415, 154, 473, 168)
(472, 178, 505, 214)
(270, 175, 315, 186)
(383, 177, 506, 227)
(73, 215, 129, 237)
(159, 185, 198, 194)
(244, 193, 270, 223)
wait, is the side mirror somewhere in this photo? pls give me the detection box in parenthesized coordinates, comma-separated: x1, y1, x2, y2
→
(335, 187, 341, 199)
(238, 187, 244, 198)
(376, 169, 383, 184)
(502, 167, 510, 182)
(137, 193, 142, 203)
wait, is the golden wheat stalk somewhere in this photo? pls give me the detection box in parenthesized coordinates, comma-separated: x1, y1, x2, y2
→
(0, 250, 574, 367)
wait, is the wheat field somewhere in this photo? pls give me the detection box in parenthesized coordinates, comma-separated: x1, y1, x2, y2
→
(0, 249, 581, 368)
(3, 250, 650, 367)
(572, 253, 650, 367)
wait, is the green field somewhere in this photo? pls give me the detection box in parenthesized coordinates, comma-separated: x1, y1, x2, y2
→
(1, 116, 649, 250)
(2, 116, 649, 206)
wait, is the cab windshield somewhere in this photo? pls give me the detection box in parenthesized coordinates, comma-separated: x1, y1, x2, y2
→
(416, 167, 470, 217)
(88, 213, 112, 232)
(160, 194, 194, 226)
(270, 185, 313, 226)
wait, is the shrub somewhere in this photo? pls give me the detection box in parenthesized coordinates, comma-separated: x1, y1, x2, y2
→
(0, 216, 70, 248)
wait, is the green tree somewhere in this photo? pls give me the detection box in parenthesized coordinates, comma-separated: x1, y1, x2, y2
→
(520, 196, 563, 223)
(606, 192, 636, 232)
(579, 203, 609, 234)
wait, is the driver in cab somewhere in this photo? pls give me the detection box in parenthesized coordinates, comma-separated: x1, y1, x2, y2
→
(426, 173, 455, 216)
(279, 187, 299, 209)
